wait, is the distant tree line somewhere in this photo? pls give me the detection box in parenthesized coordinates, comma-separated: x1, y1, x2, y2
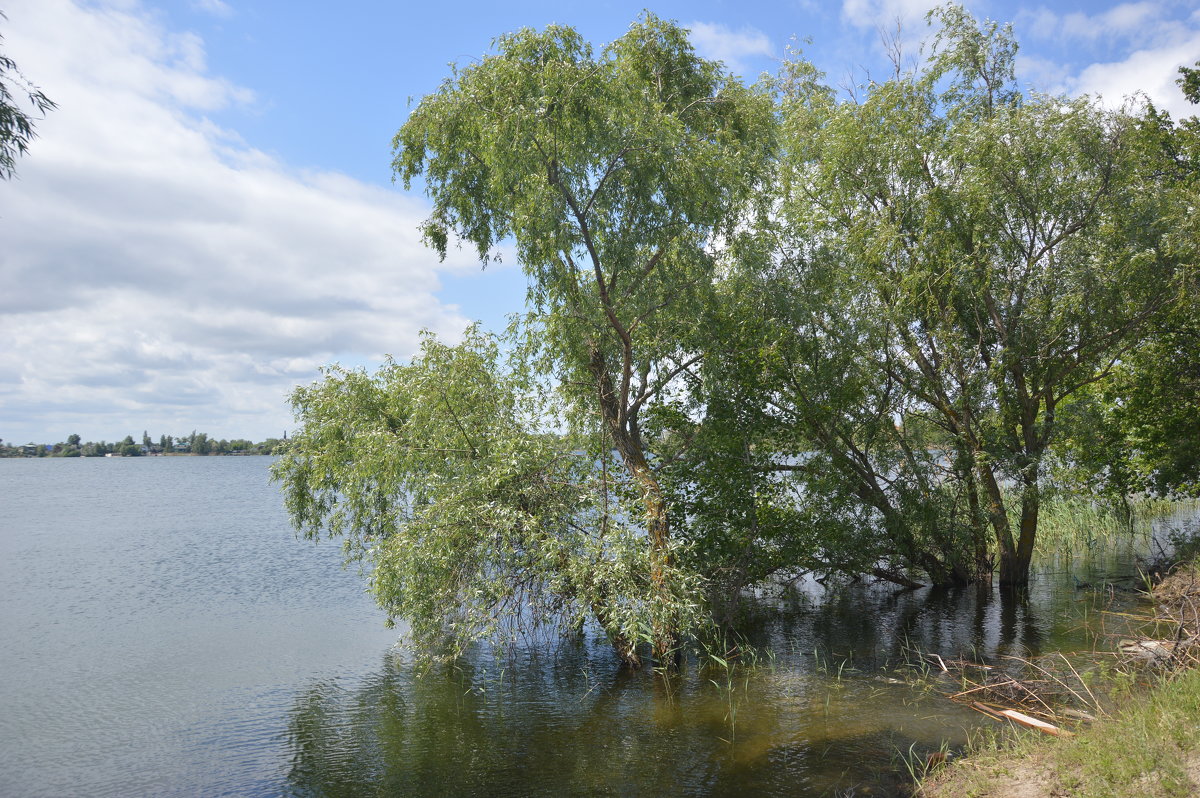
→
(0, 430, 289, 458)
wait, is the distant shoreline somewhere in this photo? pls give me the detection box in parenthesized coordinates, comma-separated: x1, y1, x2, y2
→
(1, 433, 288, 458)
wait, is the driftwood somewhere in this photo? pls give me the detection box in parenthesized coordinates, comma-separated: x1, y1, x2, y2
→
(996, 709, 1074, 737)
(967, 701, 1074, 737)
(905, 646, 1102, 737)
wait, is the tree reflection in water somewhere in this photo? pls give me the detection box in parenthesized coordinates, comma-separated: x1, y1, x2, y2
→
(281, 573, 1123, 797)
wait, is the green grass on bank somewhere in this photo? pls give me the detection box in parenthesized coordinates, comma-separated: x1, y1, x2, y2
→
(923, 666, 1200, 797)
(922, 564, 1200, 798)
(1057, 666, 1200, 797)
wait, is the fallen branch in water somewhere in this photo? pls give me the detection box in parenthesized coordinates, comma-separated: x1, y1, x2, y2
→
(995, 708, 1074, 737)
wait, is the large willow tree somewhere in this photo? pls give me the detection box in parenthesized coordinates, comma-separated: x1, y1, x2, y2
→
(280, 16, 774, 668)
(392, 17, 774, 662)
(762, 6, 1190, 586)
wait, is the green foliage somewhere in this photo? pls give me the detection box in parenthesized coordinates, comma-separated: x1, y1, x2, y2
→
(1054, 298, 1200, 499)
(0, 431, 285, 457)
(394, 14, 774, 450)
(0, 11, 56, 180)
(755, 3, 1189, 585)
(1052, 60, 1200, 500)
(1180, 62, 1200, 105)
(188, 431, 211, 455)
(392, 14, 775, 662)
(274, 326, 706, 661)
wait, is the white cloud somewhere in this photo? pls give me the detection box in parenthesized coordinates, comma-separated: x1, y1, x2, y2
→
(0, 0, 473, 443)
(840, 0, 940, 31)
(1014, 3, 1200, 118)
(1065, 2, 1159, 40)
(191, 0, 233, 18)
(1019, 2, 1163, 42)
(1070, 35, 1200, 117)
(687, 22, 775, 76)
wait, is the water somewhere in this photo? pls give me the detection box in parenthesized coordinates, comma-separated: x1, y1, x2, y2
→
(0, 458, 1185, 796)
(0, 457, 396, 797)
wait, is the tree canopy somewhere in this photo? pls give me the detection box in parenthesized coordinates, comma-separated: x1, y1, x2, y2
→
(754, 5, 1191, 585)
(277, 6, 1199, 667)
(392, 13, 775, 664)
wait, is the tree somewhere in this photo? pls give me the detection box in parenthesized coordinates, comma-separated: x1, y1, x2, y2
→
(764, 5, 1187, 586)
(721, 240, 992, 587)
(390, 15, 774, 663)
(66, 433, 80, 447)
(275, 327, 705, 666)
(0, 11, 56, 180)
(1053, 61, 1200, 500)
(188, 430, 211, 455)
(1181, 62, 1200, 105)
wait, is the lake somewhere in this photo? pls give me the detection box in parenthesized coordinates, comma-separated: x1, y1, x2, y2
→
(0, 457, 1186, 796)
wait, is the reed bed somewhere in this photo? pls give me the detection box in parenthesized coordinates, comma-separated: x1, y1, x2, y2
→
(1031, 495, 1184, 555)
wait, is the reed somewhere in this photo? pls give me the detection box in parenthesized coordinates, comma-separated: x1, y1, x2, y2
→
(1030, 494, 1187, 556)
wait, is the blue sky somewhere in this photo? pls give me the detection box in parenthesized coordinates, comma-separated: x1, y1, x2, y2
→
(1, 0, 1198, 444)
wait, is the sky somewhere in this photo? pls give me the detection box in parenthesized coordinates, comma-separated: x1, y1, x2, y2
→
(1, 0, 1197, 445)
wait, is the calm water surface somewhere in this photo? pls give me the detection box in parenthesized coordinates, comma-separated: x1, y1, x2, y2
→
(1, 457, 1188, 796)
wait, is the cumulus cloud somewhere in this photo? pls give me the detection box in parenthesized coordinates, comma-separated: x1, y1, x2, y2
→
(687, 22, 775, 76)
(1070, 37, 1200, 117)
(1062, 2, 1159, 39)
(1019, 2, 1163, 43)
(1016, 2, 1200, 118)
(0, 0, 472, 443)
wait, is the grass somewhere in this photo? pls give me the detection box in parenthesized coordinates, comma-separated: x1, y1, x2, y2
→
(921, 562, 1200, 798)
(921, 666, 1200, 797)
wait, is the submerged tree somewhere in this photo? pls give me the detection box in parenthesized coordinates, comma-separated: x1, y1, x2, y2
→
(391, 15, 774, 663)
(763, 5, 1188, 586)
(278, 6, 1194, 671)
(275, 327, 710, 666)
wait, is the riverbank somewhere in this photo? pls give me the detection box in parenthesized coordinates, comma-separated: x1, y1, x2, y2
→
(920, 564, 1200, 798)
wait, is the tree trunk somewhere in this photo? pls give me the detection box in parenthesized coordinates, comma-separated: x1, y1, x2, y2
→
(999, 475, 1039, 587)
(619, 448, 676, 665)
(588, 345, 677, 668)
(976, 460, 1030, 585)
(960, 451, 994, 581)
(871, 567, 924, 589)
